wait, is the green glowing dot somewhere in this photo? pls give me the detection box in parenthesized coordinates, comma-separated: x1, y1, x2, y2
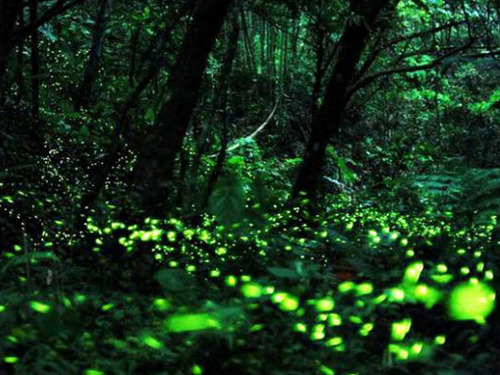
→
(165, 313, 221, 332)
(210, 269, 221, 277)
(434, 335, 446, 345)
(484, 270, 494, 281)
(406, 250, 415, 257)
(349, 316, 363, 324)
(404, 261, 424, 284)
(326, 336, 343, 347)
(4, 357, 18, 364)
(338, 281, 355, 293)
(436, 264, 448, 273)
(0, 305, 5, 313)
(391, 319, 412, 341)
(431, 274, 453, 284)
(449, 282, 496, 323)
(143, 335, 163, 349)
(30, 301, 51, 314)
(225, 275, 237, 287)
(167, 231, 176, 242)
(280, 295, 299, 311)
(410, 342, 423, 355)
(153, 298, 171, 311)
(315, 298, 335, 312)
(294, 323, 307, 332)
(400, 238, 409, 247)
(249, 324, 264, 332)
(192, 365, 203, 375)
(327, 313, 342, 326)
(241, 283, 263, 298)
(215, 247, 227, 255)
(84, 370, 105, 375)
(387, 288, 405, 301)
(101, 303, 115, 311)
(356, 283, 374, 295)
(460, 267, 470, 276)
(311, 331, 325, 340)
(319, 365, 335, 375)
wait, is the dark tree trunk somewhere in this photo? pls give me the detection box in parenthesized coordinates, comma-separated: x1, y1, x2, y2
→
(203, 14, 240, 207)
(74, 0, 112, 110)
(77, 3, 194, 217)
(292, 0, 395, 201)
(133, 0, 233, 215)
(30, 0, 40, 116)
(0, 1, 23, 103)
(15, 8, 26, 104)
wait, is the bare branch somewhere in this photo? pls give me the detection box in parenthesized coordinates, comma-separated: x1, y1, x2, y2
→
(347, 39, 476, 98)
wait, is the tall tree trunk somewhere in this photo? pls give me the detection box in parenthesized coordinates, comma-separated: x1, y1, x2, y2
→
(30, 0, 40, 117)
(0, 2, 23, 104)
(204, 14, 240, 207)
(133, 0, 233, 215)
(15, 8, 26, 104)
(74, 0, 112, 110)
(292, 0, 396, 201)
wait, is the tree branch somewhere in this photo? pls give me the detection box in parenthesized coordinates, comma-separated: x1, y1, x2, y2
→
(348, 39, 476, 98)
(2, 0, 85, 53)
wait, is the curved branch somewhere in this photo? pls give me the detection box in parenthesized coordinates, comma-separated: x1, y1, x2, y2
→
(209, 101, 279, 157)
(347, 39, 476, 98)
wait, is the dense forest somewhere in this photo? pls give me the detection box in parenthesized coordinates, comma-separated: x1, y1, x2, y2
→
(0, 0, 499, 374)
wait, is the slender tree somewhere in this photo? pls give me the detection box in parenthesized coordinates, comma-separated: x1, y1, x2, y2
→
(74, 0, 113, 110)
(30, 0, 40, 116)
(293, 0, 396, 201)
(132, 0, 234, 214)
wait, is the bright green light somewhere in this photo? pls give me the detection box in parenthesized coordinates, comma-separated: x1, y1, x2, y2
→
(434, 335, 446, 345)
(153, 298, 171, 311)
(225, 275, 237, 287)
(4, 357, 18, 364)
(30, 301, 51, 314)
(165, 313, 221, 332)
(84, 370, 105, 375)
(403, 261, 424, 284)
(326, 336, 343, 347)
(391, 318, 412, 341)
(387, 288, 405, 301)
(143, 335, 163, 349)
(338, 281, 355, 293)
(356, 283, 374, 295)
(449, 282, 496, 324)
(294, 323, 307, 332)
(327, 313, 342, 326)
(192, 365, 203, 375)
(280, 295, 299, 311)
(241, 283, 263, 298)
(319, 365, 335, 375)
(315, 298, 335, 312)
